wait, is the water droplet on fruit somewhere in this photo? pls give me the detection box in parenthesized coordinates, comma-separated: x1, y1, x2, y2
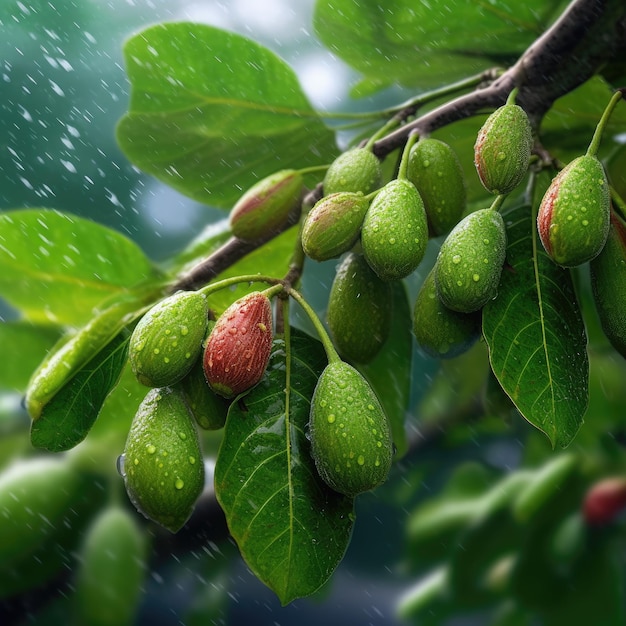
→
(116, 454, 126, 477)
(452, 255, 461, 264)
(134, 458, 139, 466)
(178, 432, 187, 440)
(146, 444, 156, 454)
(175, 478, 184, 490)
(189, 456, 196, 464)
(357, 455, 365, 466)
(181, 326, 189, 336)
(164, 357, 170, 364)
(153, 348, 160, 355)
(327, 414, 336, 424)
(473, 274, 480, 282)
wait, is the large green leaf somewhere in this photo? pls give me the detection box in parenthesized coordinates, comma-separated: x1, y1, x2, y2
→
(30, 331, 130, 452)
(360, 281, 411, 457)
(314, 0, 566, 92)
(483, 204, 588, 448)
(214, 328, 354, 605)
(117, 23, 336, 209)
(0, 322, 61, 392)
(0, 209, 160, 325)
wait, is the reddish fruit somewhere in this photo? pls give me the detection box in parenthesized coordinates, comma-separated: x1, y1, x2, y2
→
(203, 292, 273, 398)
(583, 477, 626, 526)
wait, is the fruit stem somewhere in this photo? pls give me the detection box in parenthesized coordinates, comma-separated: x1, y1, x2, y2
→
(297, 164, 330, 176)
(506, 87, 519, 106)
(286, 288, 341, 363)
(197, 274, 280, 297)
(365, 116, 403, 150)
(586, 90, 623, 157)
(261, 283, 287, 300)
(489, 194, 507, 213)
(397, 131, 420, 181)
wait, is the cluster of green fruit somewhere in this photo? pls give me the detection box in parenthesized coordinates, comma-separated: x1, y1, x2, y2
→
(121, 278, 395, 531)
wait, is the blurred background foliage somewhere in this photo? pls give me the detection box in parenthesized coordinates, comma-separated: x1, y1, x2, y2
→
(1, 0, 626, 625)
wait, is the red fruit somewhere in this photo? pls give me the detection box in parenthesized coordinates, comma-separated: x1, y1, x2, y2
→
(203, 292, 273, 398)
(583, 477, 626, 526)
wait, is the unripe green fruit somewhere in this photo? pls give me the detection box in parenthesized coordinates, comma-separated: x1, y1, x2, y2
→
(413, 268, 481, 358)
(203, 291, 273, 398)
(537, 155, 610, 267)
(474, 103, 532, 195)
(122, 387, 205, 533)
(74, 506, 146, 626)
(179, 355, 230, 430)
(129, 291, 208, 388)
(591, 215, 626, 357)
(435, 208, 507, 313)
(0, 457, 81, 564)
(301, 192, 369, 261)
(323, 148, 383, 195)
(310, 360, 393, 496)
(361, 178, 429, 281)
(229, 169, 303, 241)
(327, 253, 392, 363)
(407, 138, 466, 236)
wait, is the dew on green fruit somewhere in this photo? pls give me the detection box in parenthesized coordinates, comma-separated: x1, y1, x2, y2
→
(582, 220, 589, 226)
(452, 255, 461, 264)
(357, 455, 365, 466)
(163, 357, 170, 364)
(165, 329, 171, 335)
(134, 342, 144, 352)
(116, 454, 126, 477)
(327, 414, 336, 424)
(175, 478, 184, 490)
(483, 238, 490, 245)
(320, 399, 327, 407)
(338, 379, 347, 389)
(172, 341, 178, 348)
(134, 458, 139, 466)
(189, 456, 196, 464)
(367, 404, 375, 411)
(153, 348, 160, 355)
(497, 151, 507, 161)
(181, 326, 189, 336)
(178, 431, 187, 441)
(147, 444, 156, 454)
(389, 237, 396, 244)
(185, 352, 192, 359)
(473, 274, 480, 282)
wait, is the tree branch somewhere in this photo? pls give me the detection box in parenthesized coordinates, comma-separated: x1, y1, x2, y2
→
(373, 0, 626, 157)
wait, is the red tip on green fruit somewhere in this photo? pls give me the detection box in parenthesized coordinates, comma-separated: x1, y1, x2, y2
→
(203, 291, 273, 398)
(537, 155, 610, 267)
(474, 103, 532, 195)
(229, 169, 303, 241)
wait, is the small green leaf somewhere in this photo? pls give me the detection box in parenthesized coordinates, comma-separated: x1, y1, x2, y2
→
(214, 329, 354, 605)
(0, 209, 160, 325)
(0, 322, 61, 392)
(483, 204, 589, 448)
(30, 332, 130, 452)
(360, 281, 411, 457)
(117, 23, 336, 209)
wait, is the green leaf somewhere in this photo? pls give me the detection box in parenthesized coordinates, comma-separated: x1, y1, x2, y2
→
(360, 281, 411, 457)
(0, 322, 61, 392)
(483, 204, 589, 448)
(214, 328, 354, 605)
(314, 0, 566, 91)
(30, 331, 130, 452)
(0, 209, 160, 325)
(117, 23, 336, 209)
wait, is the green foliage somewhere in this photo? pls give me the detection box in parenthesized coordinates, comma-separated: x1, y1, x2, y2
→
(215, 329, 354, 604)
(117, 23, 336, 208)
(2, 0, 626, 621)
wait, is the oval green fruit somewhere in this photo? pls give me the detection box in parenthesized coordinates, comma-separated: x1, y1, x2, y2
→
(361, 178, 429, 281)
(122, 387, 205, 532)
(538, 155, 610, 267)
(309, 360, 393, 496)
(73, 506, 146, 626)
(407, 138, 466, 236)
(179, 356, 230, 430)
(474, 103, 532, 195)
(591, 214, 626, 357)
(0, 456, 81, 565)
(129, 290, 208, 388)
(302, 192, 370, 261)
(323, 148, 383, 195)
(327, 253, 392, 363)
(435, 208, 507, 313)
(229, 169, 303, 241)
(413, 268, 481, 358)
